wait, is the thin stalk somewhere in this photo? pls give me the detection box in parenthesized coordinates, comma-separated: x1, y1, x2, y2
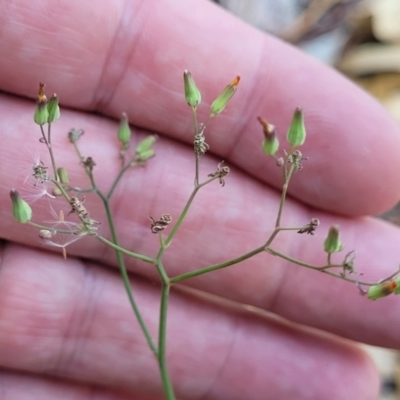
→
(164, 186, 199, 248)
(158, 282, 176, 400)
(94, 234, 155, 263)
(100, 192, 157, 355)
(163, 176, 216, 249)
(192, 107, 200, 187)
(266, 247, 379, 286)
(40, 124, 58, 181)
(275, 162, 296, 228)
(107, 161, 137, 199)
(170, 246, 265, 283)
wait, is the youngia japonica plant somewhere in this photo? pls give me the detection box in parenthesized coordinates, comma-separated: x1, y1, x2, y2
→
(9, 74, 400, 400)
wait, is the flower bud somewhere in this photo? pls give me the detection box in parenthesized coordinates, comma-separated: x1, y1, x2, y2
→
(367, 281, 397, 300)
(57, 167, 69, 184)
(183, 70, 201, 108)
(323, 225, 343, 254)
(258, 117, 279, 156)
(34, 83, 49, 125)
(136, 135, 157, 155)
(47, 94, 60, 123)
(286, 107, 306, 147)
(118, 112, 131, 148)
(10, 189, 32, 223)
(136, 149, 155, 165)
(210, 76, 240, 117)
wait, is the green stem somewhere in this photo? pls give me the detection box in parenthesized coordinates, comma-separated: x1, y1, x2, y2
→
(163, 177, 216, 249)
(192, 107, 200, 187)
(40, 124, 58, 181)
(107, 161, 136, 200)
(94, 235, 155, 263)
(163, 186, 199, 248)
(266, 247, 378, 286)
(275, 161, 296, 228)
(158, 282, 176, 400)
(170, 246, 265, 283)
(100, 192, 157, 355)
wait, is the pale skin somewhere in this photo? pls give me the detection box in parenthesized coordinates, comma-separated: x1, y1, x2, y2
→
(1, 0, 400, 399)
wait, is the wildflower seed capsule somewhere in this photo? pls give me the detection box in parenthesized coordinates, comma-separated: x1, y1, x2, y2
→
(367, 281, 397, 300)
(210, 76, 240, 117)
(47, 94, 60, 123)
(10, 189, 32, 223)
(183, 70, 201, 108)
(57, 167, 69, 184)
(324, 225, 343, 254)
(118, 113, 131, 147)
(34, 83, 49, 125)
(258, 117, 279, 156)
(286, 107, 306, 147)
(136, 135, 157, 155)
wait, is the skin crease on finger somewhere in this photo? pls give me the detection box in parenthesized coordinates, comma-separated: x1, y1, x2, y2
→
(0, 243, 380, 400)
(0, 0, 400, 216)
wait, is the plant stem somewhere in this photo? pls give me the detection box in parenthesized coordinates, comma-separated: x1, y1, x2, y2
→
(192, 108, 200, 187)
(40, 124, 58, 181)
(158, 282, 176, 400)
(107, 161, 136, 199)
(94, 235, 155, 263)
(266, 247, 379, 286)
(170, 245, 265, 283)
(275, 161, 296, 228)
(100, 192, 157, 355)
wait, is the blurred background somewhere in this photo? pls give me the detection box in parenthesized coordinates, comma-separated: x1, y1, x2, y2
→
(212, 0, 400, 399)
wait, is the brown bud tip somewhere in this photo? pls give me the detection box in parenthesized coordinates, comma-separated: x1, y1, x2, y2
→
(231, 76, 240, 87)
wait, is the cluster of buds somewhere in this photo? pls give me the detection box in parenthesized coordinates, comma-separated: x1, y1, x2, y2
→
(260, 107, 306, 158)
(34, 83, 60, 125)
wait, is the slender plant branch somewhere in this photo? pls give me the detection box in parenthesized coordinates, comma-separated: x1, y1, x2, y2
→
(275, 161, 296, 228)
(170, 245, 265, 283)
(157, 282, 176, 400)
(100, 192, 157, 355)
(94, 234, 156, 263)
(266, 247, 378, 286)
(107, 161, 137, 200)
(40, 124, 58, 181)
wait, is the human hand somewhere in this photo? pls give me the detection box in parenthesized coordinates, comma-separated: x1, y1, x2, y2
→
(1, 1, 400, 399)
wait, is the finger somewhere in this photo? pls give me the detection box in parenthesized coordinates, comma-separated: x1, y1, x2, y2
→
(0, 243, 378, 400)
(1, 0, 399, 215)
(0, 371, 158, 400)
(2, 95, 400, 348)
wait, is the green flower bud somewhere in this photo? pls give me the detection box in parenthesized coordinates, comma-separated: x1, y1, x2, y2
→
(183, 70, 201, 108)
(137, 149, 155, 165)
(47, 94, 60, 123)
(57, 167, 69, 184)
(323, 225, 343, 254)
(118, 113, 131, 148)
(367, 281, 397, 300)
(258, 117, 279, 156)
(34, 83, 49, 125)
(286, 107, 306, 147)
(210, 76, 240, 117)
(136, 135, 157, 155)
(10, 189, 32, 223)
